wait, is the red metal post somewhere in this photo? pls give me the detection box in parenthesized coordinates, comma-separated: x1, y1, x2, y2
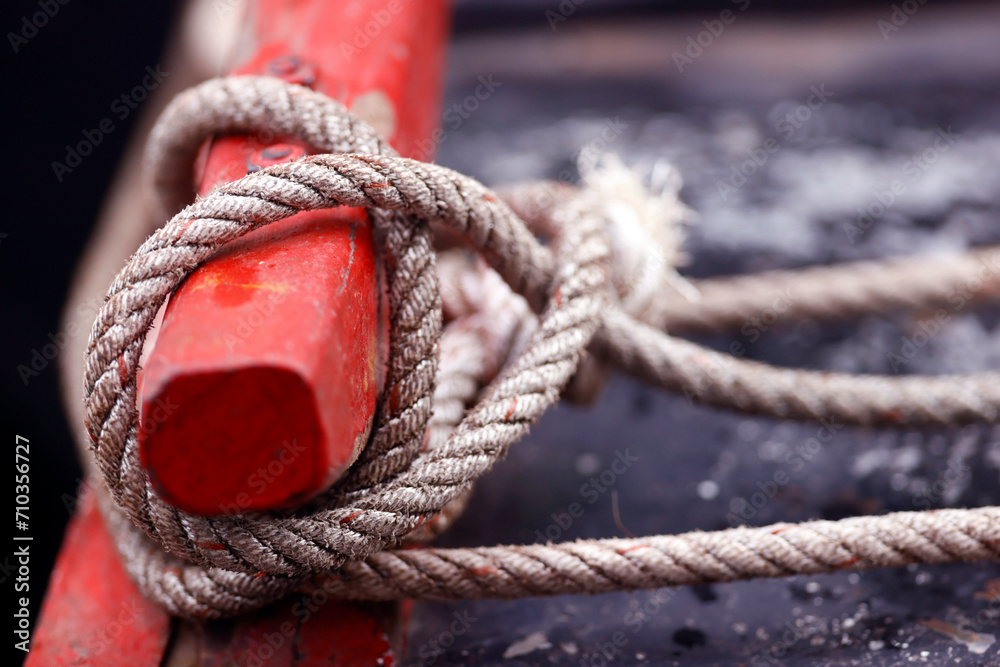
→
(32, 0, 448, 663)
(27, 492, 171, 667)
(139, 0, 448, 515)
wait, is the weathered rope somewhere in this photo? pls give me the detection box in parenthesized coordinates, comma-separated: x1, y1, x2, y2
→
(83, 76, 1000, 619)
(650, 246, 1000, 335)
(601, 309, 1000, 425)
(507, 182, 1000, 335)
(323, 507, 1000, 600)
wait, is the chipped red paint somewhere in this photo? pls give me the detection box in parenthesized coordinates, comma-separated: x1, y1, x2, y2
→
(27, 492, 171, 666)
(139, 0, 448, 515)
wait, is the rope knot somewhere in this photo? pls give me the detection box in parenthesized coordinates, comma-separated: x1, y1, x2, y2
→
(578, 154, 695, 319)
(85, 76, 612, 617)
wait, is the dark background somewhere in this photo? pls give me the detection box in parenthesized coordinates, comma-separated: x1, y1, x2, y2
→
(3, 1, 999, 665)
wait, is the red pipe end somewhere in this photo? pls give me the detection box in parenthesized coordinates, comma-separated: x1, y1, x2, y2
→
(138, 210, 381, 516)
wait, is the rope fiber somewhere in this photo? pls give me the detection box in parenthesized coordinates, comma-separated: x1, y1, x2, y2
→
(81, 76, 1000, 619)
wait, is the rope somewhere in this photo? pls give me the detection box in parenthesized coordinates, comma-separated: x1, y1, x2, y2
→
(325, 507, 1000, 601)
(509, 182, 1000, 335)
(81, 76, 1000, 619)
(649, 247, 1000, 335)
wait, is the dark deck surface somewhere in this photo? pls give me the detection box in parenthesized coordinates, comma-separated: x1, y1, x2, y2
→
(404, 6, 1000, 665)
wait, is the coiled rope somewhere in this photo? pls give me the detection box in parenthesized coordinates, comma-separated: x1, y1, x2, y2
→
(82, 76, 1000, 619)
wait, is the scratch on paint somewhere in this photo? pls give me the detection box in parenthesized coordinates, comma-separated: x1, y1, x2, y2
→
(188, 274, 292, 293)
(338, 222, 357, 295)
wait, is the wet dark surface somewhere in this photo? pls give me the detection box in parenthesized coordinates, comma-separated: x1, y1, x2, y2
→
(404, 7, 1000, 666)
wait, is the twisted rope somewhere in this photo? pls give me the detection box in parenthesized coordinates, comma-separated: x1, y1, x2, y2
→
(83, 76, 1000, 619)
(325, 507, 1000, 600)
(650, 246, 1000, 335)
(507, 181, 1000, 335)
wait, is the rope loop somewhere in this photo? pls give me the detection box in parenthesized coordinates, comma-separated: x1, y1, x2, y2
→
(85, 76, 609, 616)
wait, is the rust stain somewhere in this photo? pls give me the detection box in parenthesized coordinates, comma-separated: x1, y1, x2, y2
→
(616, 544, 650, 555)
(84, 416, 98, 442)
(388, 383, 402, 414)
(402, 514, 428, 536)
(880, 408, 904, 423)
(340, 510, 363, 524)
(117, 354, 128, 387)
(195, 541, 226, 550)
(174, 219, 197, 242)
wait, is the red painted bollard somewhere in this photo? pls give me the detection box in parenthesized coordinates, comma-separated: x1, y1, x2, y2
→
(28, 492, 171, 667)
(138, 0, 448, 515)
(31, 0, 448, 664)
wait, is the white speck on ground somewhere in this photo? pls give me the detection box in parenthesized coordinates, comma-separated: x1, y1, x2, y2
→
(503, 631, 551, 659)
(574, 453, 602, 476)
(696, 480, 720, 500)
